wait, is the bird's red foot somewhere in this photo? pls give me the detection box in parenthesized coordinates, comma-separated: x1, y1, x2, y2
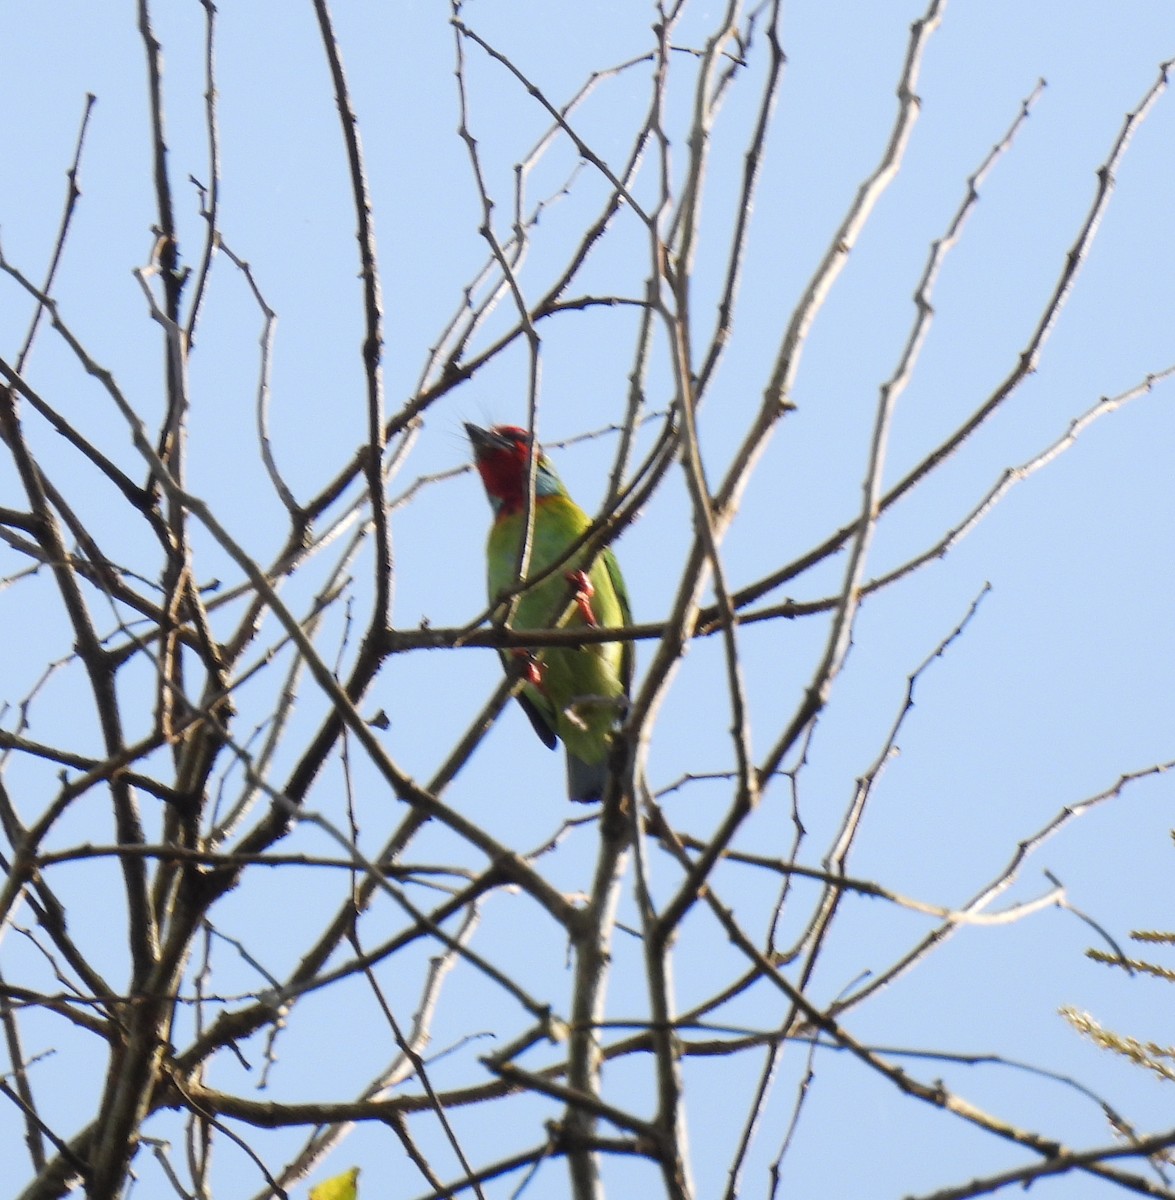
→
(566, 570, 598, 627)
(511, 648, 546, 690)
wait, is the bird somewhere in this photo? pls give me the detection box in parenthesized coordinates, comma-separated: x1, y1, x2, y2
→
(466, 423, 632, 802)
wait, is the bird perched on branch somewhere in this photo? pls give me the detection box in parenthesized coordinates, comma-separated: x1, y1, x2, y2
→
(466, 423, 632, 802)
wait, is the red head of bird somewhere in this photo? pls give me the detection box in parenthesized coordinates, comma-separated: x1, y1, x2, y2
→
(465, 423, 566, 515)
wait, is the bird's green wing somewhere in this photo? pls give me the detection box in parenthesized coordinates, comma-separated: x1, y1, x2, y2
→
(601, 546, 634, 694)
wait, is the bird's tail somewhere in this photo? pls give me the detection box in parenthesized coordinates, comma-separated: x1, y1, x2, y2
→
(566, 752, 608, 803)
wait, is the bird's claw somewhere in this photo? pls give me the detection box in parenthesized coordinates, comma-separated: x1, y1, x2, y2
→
(566, 570, 598, 627)
(511, 648, 546, 691)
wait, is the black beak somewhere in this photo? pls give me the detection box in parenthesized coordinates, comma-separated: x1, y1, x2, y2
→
(464, 422, 493, 450)
(466, 423, 529, 454)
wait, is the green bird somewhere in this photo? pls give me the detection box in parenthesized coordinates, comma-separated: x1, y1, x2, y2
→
(466, 423, 632, 802)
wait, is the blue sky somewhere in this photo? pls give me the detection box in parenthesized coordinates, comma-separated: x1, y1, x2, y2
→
(1, 3, 1173, 1198)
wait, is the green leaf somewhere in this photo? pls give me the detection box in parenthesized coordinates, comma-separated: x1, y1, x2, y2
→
(309, 1167, 359, 1200)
